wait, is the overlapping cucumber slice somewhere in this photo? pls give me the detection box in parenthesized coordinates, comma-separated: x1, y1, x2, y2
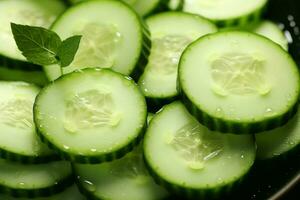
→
(44, 0, 150, 81)
(138, 12, 217, 110)
(0, 82, 58, 163)
(143, 102, 256, 198)
(74, 146, 169, 200)
(179, 31, 300, 134)
(34, 68, 147, 163)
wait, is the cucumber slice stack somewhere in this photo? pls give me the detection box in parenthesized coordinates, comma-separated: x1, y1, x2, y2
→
(1, 0, 300, 199)
(0, 0, 66, 85)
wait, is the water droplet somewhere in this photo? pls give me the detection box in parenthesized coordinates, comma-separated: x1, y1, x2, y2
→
(18, 182, 25, 188)
(63, 145, 70, 150)
(241, 155, 245, 159)
(90, 148, 97, 152)
(83, 180, 96, 192)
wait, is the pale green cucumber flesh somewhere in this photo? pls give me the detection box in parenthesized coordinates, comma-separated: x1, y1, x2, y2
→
(44, 0, 146, 81)
(34, 68, 146, 161)
(252, 20, 288, 50)
(179, 31, 300, 133)
(183, 0, 267, 24)
(75, 147, 169, 200)
(256, 105, 300, 160)
(139, 12, 217, 100)
(0, 0, 65, 61)
(144, 102, 256, 191)
(0, 82, 55, 160)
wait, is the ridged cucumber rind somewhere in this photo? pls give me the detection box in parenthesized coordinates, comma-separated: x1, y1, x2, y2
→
(255, 106, 300, 160)
(34, 68, 147, 164)
(0, 148, 60, 164)
(143, 102, 256, 198)
(178, 31, 300, 134)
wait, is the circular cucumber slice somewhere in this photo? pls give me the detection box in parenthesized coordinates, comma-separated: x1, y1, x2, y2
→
(44, 0, 150, 81)
(74, 147, 169, 200)
(34, 68, 147, 163)
(0, 159, 72, 198)
(183, 0, 267, 27)
(256, 105, 300, 160)
(0, 185, 85, 200)
(252, 20, 288, 51)
(0, 82, 57, 163)
(179, 31, 300, 134)
(143, 102, 255, 197)
(138, 12, 217, 109)
(0, 0, 65, 61)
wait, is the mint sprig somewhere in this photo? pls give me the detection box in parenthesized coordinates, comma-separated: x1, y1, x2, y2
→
(11, 23, 81, 74)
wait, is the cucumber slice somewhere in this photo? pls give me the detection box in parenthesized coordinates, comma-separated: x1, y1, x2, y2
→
(74, 146, 169, 200)
(34, 68, 147, 163)
(256, 105, 300, 160)
(179, 31, 300, 134)
(252, 21, 289, 51)
(0, 67, 47, 86)
(0, 185, 86, 200)
(0, 159, 73, 198)
(0, 0, 65, 63)
(143, 102, 256, 197)
(44, 0, 151, 81)
(138, 12, 217, 110)
(68, 0, 162, 17)
(0, 82, 58, 163)
(183, 0, 267, 27)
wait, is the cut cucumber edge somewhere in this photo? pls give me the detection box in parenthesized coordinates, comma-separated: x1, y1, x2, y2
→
(179, 31, 300, 134)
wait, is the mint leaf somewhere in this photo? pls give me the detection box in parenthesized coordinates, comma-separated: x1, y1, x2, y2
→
(57, 35, 82, 68)
(11, 23, 62, 66)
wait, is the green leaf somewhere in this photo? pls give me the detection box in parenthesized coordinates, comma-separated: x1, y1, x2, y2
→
(57, 35, 82, 68)
(11, 23, 62, 66)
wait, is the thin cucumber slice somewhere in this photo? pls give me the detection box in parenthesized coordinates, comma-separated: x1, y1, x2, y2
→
(179, 31, 300, 134)
(34, 68, 147, 163)
(0, 0, 65, 63)
(0, 82, 58, 163)
(74, 147, 169, 200)
(183, 0, 267, 27)
(252, 20, 289, 51)
(0, 67, 47, 86)
(143, 102, 256, 198)
(0, 159, 73, 198)
(44, 0, 151, 81)
(256, 105, 300, 160)
(138, 12, 217, 110)
(0, 185, 86, 200)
